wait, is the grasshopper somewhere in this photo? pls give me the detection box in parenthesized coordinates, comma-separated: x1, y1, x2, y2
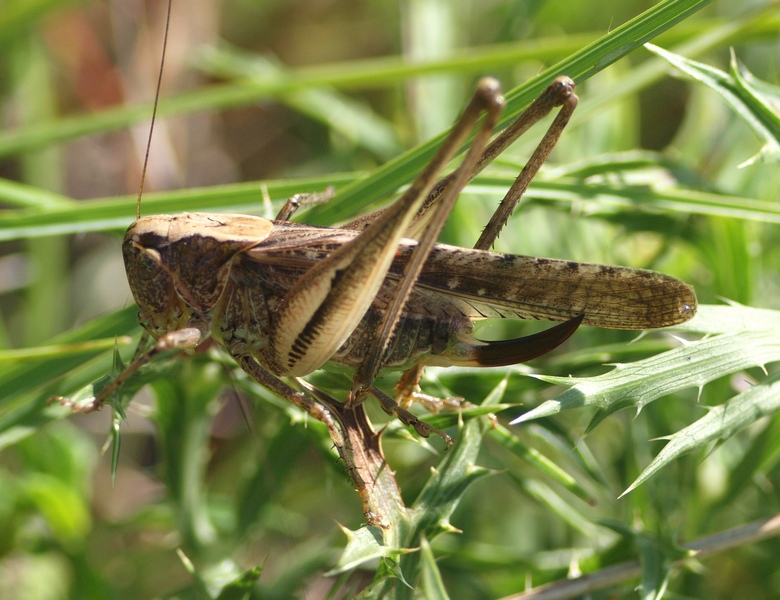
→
(58, 39, 696, 523)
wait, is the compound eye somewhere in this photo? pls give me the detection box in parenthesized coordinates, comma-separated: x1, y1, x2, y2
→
(126, 244, 164, 281)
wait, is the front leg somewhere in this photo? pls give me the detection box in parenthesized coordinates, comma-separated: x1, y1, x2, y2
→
(55, 324, 206, 413)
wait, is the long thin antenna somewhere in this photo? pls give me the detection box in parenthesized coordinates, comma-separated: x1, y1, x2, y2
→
(136, 0, 172, 219)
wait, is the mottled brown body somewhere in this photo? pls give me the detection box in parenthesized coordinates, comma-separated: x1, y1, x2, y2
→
(74, 76, 697, 524)
(124, 213, 695, 380)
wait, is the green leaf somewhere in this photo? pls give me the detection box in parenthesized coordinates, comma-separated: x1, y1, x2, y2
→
(213, 567, 262, 600)
(513, 306, 780, 423)
(489, 425, 594, 504)
(196, 46, 403, 161)
(332, 413, 492, 593)
(674, 303, 780, 334)
(601, 521, 691, 600)
(306, 0, 715, 226)
(418, 535, 449, 600)
(330, 524, 414, 575)
(626, 372, 780, 494)
(646, 43, 780, 165)
(0, 305, 139, 411)
(21, 473, 91, 545)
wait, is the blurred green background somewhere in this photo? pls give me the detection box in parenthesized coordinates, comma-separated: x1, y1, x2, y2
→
(1, 0, 780, 598)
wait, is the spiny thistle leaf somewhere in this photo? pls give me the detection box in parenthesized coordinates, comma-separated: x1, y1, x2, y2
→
(332, 378, 499, 592)
(625, 372, 780, 494)
(673, 303, 780, 335)
(514, 329, 780, 422)
(512, 304, 780, 496)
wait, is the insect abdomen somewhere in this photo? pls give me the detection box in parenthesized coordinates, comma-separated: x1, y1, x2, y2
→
(331, 310, 473, 371)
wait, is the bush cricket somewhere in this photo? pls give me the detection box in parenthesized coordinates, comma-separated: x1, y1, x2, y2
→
(56, 11, 697, 525)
